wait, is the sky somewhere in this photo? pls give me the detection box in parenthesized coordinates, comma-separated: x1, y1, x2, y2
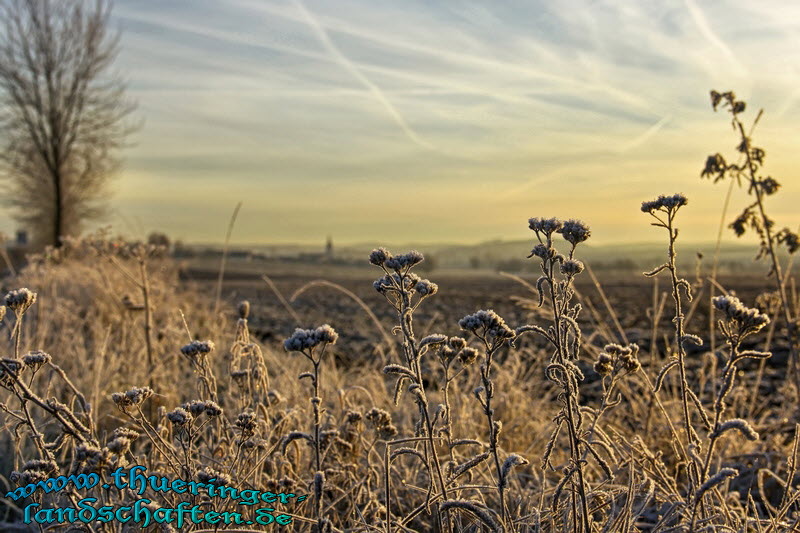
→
(2, 0, 800, 246)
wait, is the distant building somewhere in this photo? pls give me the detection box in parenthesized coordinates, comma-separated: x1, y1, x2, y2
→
(325, 235, 333, 260)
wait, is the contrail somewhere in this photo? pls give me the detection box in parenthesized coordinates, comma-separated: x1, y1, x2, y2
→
(616, 115, 671, 154)
(684, 0, 747, 77)
(242, 0, 656, 116)
(291, 0, 437, 152)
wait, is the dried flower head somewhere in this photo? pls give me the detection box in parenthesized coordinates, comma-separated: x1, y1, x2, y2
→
(365, 407, 398, 439)
(369, 247, 392, 266)
(458, 346, 480, 366)
(641, 193, 688, 214)
(230, 369, 249, 386)
(528, 243, 556, 260)
(197, 468, 232, 487)
(560, 259, 585, 276)
(528, 217, 563, 236)
(558, 219, 591, 246)
(111, 387, 154, 410)
(106, 436, 132, 455)
(75, 443, 109, 469)
(21, 350, 50, 371)
(345, 410, 363, 424)
(760, 177, 780, 195)
(384, 250, 424, 271)
(593, 353, 613, 377)
(21, 459, 58, 476)
(448, 336, 467, 351)
(180, 340, 215, 358)
(113, 427, 140, 441)
(594, 343, 640, 377)
(459, 309, 515, 340)
(203, 401, 223, 417)
(777, 228, 800, 254)
(237, 300, 250, 319)
(4, 288, 37, 314)
(0, 358, 23, 386)
(701, 153, 727, 181)
(167, 407, 193, 426)
(419, 334, 448, 350)
(712, 295, 770, 337)
(235, 410, 258, 436)
(283, 324, 339, 352)
(415, 279, 438, 296)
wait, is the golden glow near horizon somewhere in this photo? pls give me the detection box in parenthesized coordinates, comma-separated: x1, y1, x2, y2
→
(2, 0, 799, 247)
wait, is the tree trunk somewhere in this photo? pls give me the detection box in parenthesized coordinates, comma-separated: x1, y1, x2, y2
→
(52, 169, 62, 247)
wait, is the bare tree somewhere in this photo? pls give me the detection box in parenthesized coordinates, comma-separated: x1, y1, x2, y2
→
(0, 0, 137, 247)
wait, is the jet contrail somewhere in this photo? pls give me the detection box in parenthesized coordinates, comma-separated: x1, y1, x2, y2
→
(292, 0, 437, 152)
(684, 0, 747, 77)
(616, 115, 671, 154)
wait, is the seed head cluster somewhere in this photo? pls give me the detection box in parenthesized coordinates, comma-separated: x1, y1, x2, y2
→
(558, 219, 591, 246)
(4, 288, 37, 314)
(594, 343, 641, 377)
(641, 193, 688, 214)
(369, 247, 424, 271)
(459, 310, 515, 340)
(560, 259, 585, 276)
(22, 350, 51, 370)
(528, 217, 563, 235)
(111, 386, 154, 410)
(180, 340, 215, 358)
(284, 324, 339, 352)
(712, 295, 770, 337)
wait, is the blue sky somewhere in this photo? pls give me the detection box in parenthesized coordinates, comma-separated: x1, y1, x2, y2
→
(2, 0, 799, 245)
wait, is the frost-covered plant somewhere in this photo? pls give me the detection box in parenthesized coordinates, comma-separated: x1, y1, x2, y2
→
(459, 309, 521, 527)
(690, 296, 770, 528)
(284, 324, 339, 530)
(643, 194, 704, 494)
(370, 248, 452, 530)
(585, 342, 640, 474)
(522, 217, 593, 531)
(702, 90, 800, 392)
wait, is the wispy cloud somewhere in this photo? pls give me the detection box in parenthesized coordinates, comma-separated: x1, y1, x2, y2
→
(3, 0, 797, 245)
